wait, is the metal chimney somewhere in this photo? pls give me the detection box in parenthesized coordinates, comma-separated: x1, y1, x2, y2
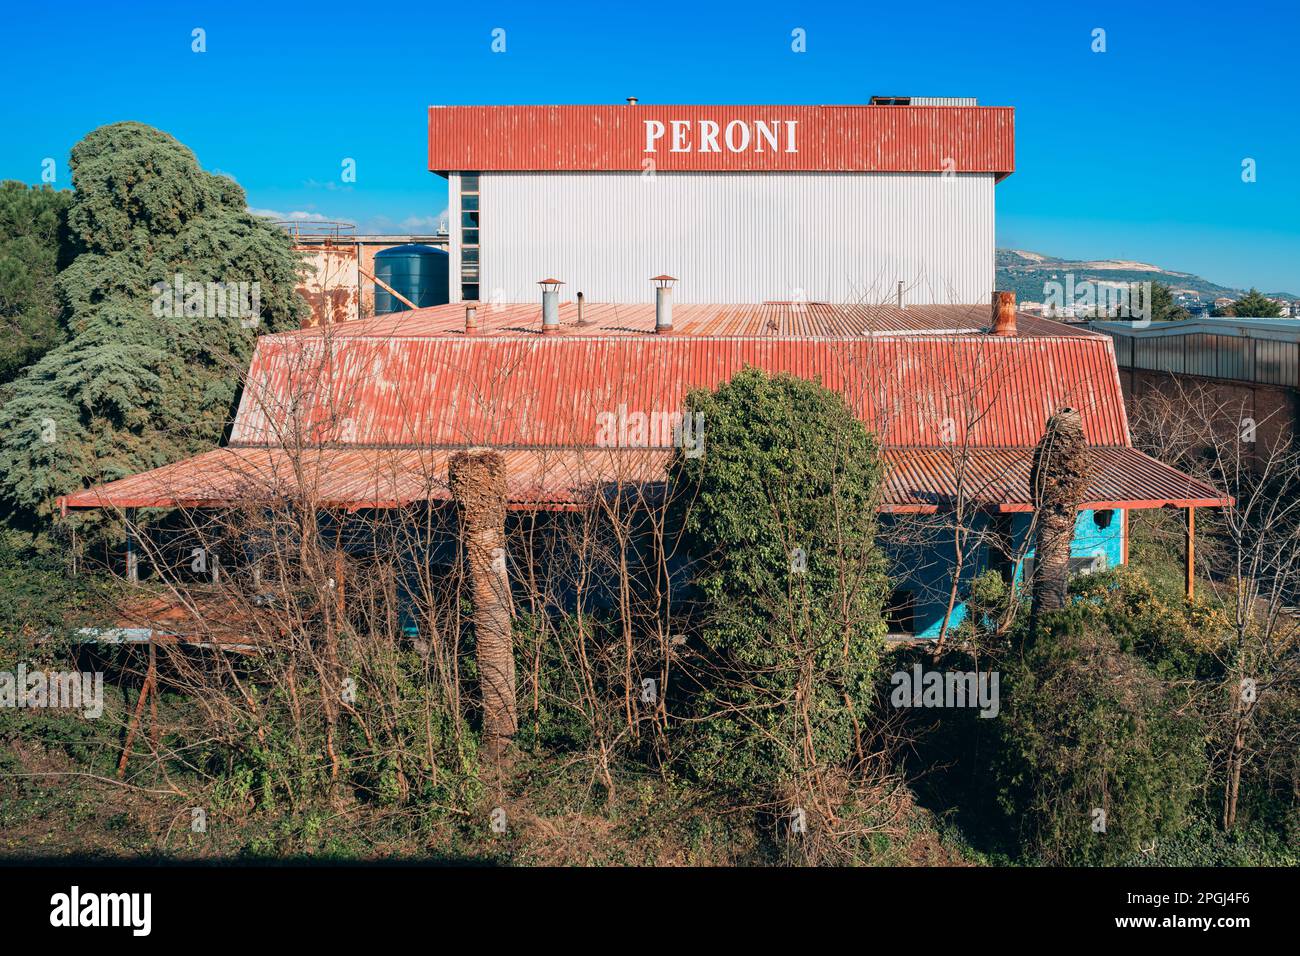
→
(539, 278, 563, 334)
(991, 291, 1017, 336)
(576, 291, 586, 326)
(896, 280, 905, 309)
(464, 303, 478, 336)
(652, 275, 676, 333)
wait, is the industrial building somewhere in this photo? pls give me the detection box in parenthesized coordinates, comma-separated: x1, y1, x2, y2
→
(429, 102, 1012, 305)
(58, 99, 1229, 639)
(1093, 317, 1300, 471)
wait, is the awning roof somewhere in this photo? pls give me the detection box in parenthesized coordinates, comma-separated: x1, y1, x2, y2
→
(59, 444, 1230, 514)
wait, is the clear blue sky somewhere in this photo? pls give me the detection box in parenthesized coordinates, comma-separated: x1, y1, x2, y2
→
(2, 0, 1297, 292)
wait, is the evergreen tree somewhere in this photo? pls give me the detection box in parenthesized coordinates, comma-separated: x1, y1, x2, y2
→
(0, 181, 73, 382)
(1146, 282, 1190, 322)
(0, 123, 306, 524)
(1232, 288, 1282, 318)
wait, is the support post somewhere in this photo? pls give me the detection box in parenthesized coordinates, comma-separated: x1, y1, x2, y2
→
(125, 508, 139, 583)
(117, 640, 156, 778)
(1185, 506, 1196, 600)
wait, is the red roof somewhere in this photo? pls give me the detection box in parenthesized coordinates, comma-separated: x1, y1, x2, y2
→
(427, 105, 1015, 177)
(229, 304, 1129, 450)
(58, 302, 1230, 514)
(59, 446, 1226, 515)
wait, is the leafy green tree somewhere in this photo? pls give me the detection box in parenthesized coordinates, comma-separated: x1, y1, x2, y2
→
(670, 368, 889, 811)
(0, 123, 306, 524)
(0, 182, 72, 382)
(1232, 288, 1282, 318)
(1146, 281, 1190, 322)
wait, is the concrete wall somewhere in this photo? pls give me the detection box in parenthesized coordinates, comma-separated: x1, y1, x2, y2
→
(451, 171, 996, 305)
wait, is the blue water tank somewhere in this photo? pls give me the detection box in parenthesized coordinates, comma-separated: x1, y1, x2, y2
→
(374, 244, 449, 313)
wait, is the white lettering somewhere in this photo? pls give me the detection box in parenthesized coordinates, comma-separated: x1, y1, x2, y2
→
(643, 120, 665, 153)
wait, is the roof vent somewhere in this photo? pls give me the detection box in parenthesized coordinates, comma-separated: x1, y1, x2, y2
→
(991, 291, 1017, 336)
(652, 275, 676, 333)
(870, 95, 977, 106)
(626, 96, 638, 105)
(539, 278, 563, 334)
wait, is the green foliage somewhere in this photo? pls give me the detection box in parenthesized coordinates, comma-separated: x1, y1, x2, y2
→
(1146, 281, 1190, 322)
(0, 529, 95, 647)
(1068, 567, 1229, 679)
(996, 611, 1207, 864)
(1230, 288, 1282, 318)
(669, 368, 889, 801)
(0, 181, 72, 383)
(1120, 816, 1298, 867)
(0, 123, 306, 524)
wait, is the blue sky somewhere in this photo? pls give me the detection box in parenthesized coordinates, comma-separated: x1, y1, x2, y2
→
(2, 0, 1297, 291)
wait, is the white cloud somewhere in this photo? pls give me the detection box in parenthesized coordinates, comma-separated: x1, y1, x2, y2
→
(248, 208, 356, 225)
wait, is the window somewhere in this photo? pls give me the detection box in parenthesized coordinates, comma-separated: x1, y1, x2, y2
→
(989, 513, 1015, 582)
(459, 172, 480, 300)
(885, 589, 916, 635)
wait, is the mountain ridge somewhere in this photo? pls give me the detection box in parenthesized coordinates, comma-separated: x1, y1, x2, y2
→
(995, 248, 1297, 303)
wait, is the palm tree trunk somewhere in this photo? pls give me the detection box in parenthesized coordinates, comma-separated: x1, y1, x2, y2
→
(449, 450, 517, 762)
(1030, 407, 1091, 627)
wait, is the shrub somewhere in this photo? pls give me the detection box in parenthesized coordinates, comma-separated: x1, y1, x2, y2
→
(996, 611, 1207, 864)
(668, 368, 889, 809)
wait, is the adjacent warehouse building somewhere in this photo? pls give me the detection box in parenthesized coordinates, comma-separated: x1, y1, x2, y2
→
(429, 101, 1012, 305)
(1093, 317, 1300, 469)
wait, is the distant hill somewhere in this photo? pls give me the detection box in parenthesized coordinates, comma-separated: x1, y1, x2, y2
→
(995, 249, 1298, 304)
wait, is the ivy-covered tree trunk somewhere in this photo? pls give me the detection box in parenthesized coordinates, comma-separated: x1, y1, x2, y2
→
(449, 450, 517, 762)
(1029, 407, 1090, 623)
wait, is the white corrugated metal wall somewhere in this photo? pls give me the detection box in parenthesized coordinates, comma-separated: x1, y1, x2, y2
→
(461, 171, 994, 305)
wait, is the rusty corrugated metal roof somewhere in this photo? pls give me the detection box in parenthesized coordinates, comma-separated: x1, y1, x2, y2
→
(882, 447, 1229, 512)
(427, 105, 1015, 177)
(230, 314, 1130, 450)
(60, 446, 1228, 513)
(283, 302, 1096, 339)
(58, 301, 1231, 514)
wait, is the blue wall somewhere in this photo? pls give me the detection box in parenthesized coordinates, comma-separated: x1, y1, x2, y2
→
(883, 507, 1126, 639)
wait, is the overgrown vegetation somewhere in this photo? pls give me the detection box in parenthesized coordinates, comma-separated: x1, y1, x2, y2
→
(1, 125, 1296, 868)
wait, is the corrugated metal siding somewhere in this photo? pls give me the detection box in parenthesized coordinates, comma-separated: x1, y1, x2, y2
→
(229, 333, 1129, 449)
(474, 171, 994, 304)
(428, 105, 1015, 174)
(1106, 325, 1300, 389)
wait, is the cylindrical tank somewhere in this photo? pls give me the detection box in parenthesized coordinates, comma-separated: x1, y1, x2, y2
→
(374, 244, 449, 313)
